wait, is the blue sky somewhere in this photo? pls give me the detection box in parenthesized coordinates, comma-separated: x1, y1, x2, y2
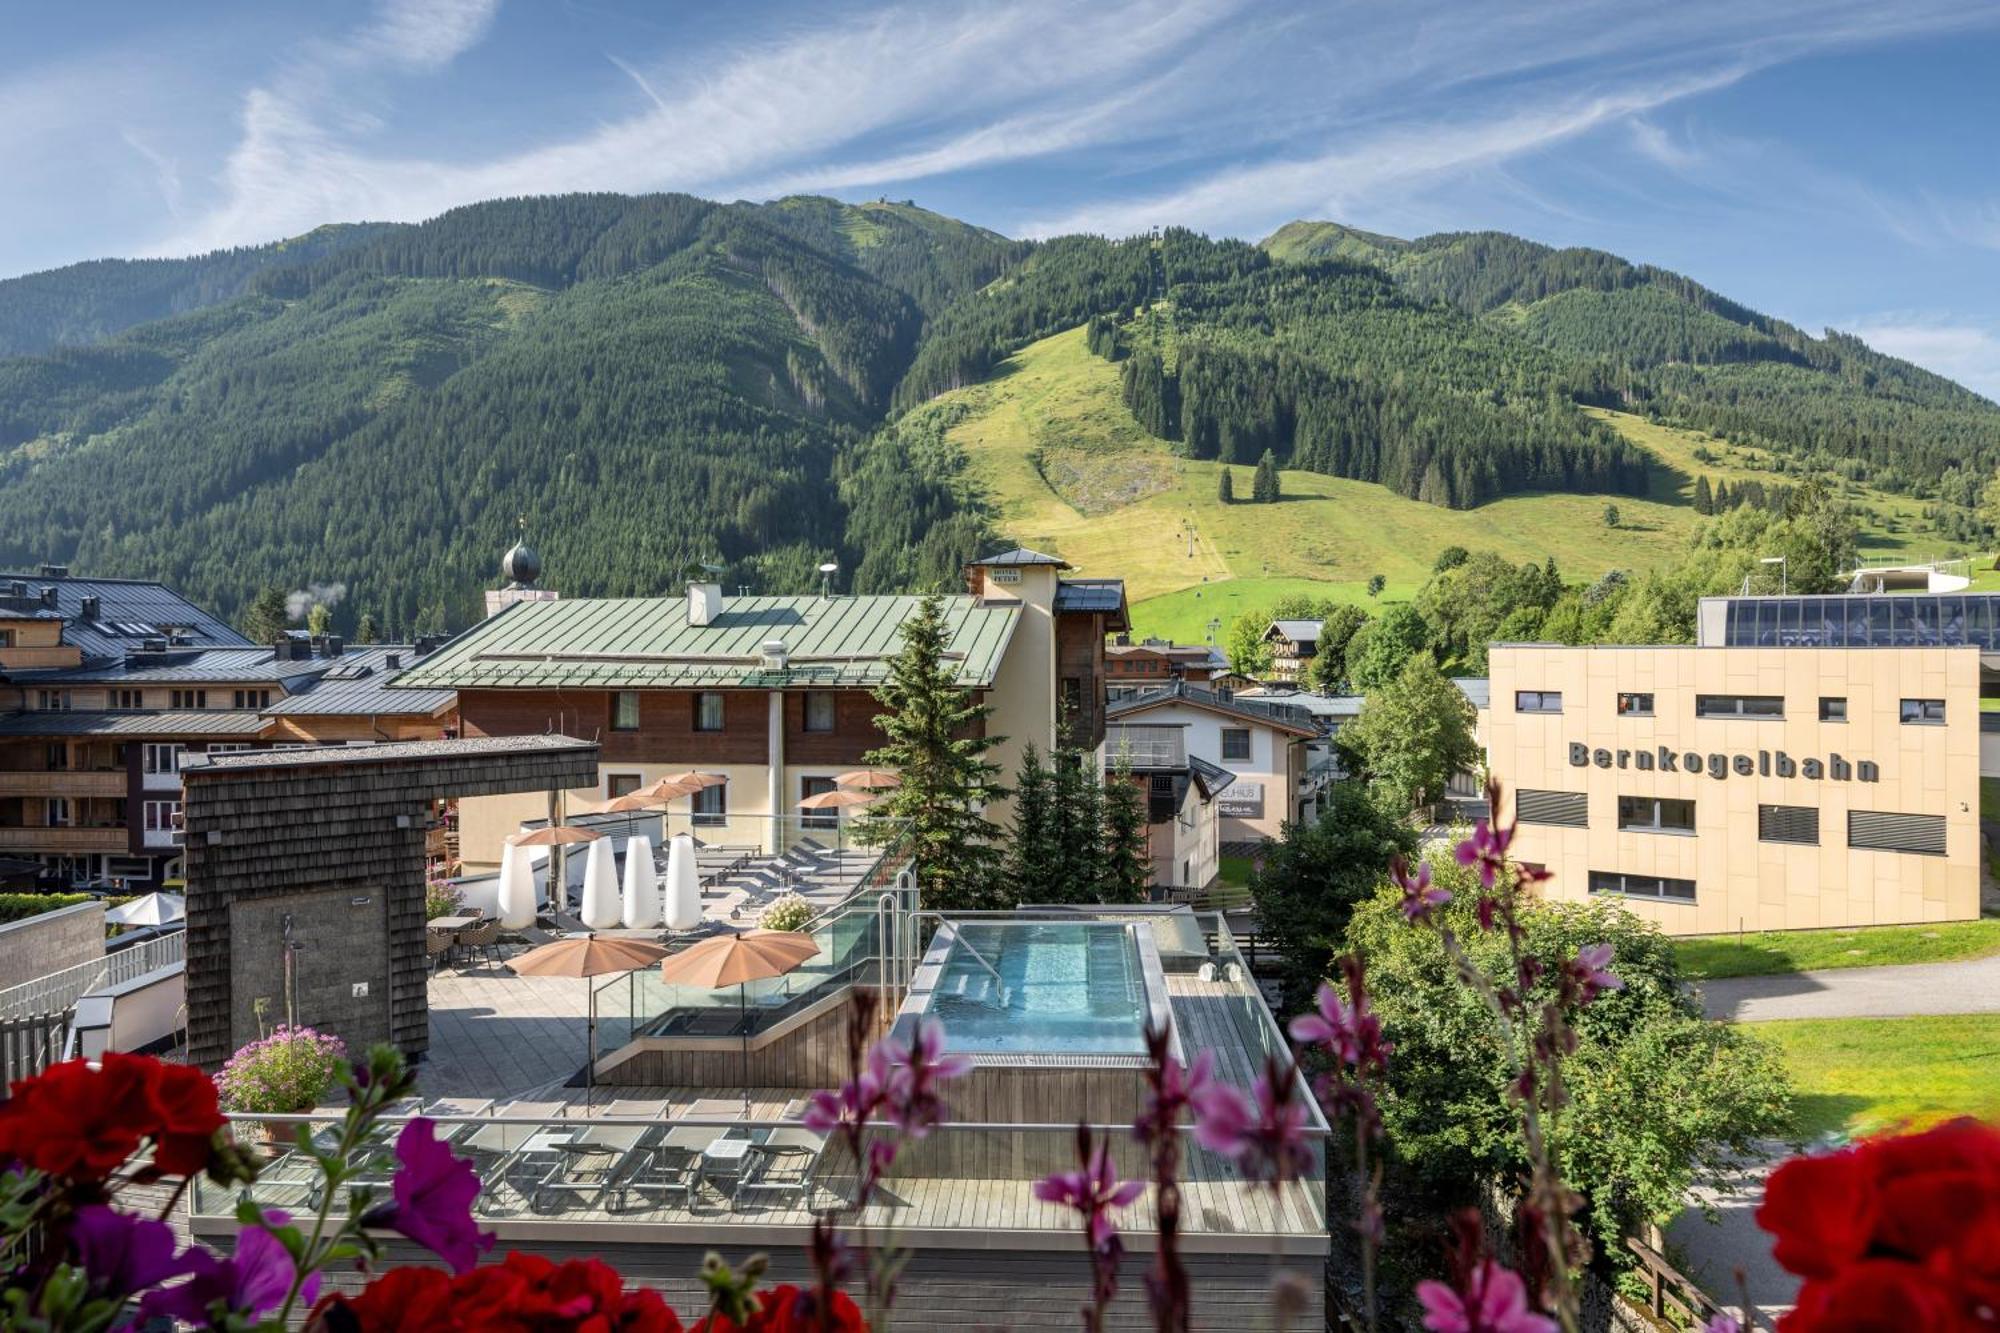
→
(5, 0, 2000, 396)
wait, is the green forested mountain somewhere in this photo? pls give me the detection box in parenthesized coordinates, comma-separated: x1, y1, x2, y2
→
(0, 193, 1993, 636)
(0, 224, 399, 360)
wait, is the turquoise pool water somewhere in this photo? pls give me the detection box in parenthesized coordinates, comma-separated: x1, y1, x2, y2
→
(926, 922, 1148, 1055)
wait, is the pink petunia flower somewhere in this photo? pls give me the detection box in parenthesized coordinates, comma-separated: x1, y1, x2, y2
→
(363, 1117, 495, 1274)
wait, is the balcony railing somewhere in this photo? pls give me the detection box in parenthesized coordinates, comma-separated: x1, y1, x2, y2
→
(0, 826, 127, 853)
(0, 771, 126, 798)
(0, 930, 187, 1020)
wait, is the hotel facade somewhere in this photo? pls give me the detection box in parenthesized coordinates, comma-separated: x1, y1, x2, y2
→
(1485, 638, 1982, 935)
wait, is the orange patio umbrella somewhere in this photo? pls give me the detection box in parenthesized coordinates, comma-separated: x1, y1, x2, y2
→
(833, 769, 901, 789)
(509, 934, 668, 1091)
(636, 776, 699, 800)
(507, 825, 601, 847)
(658, 929, 820, 1108)
(796, 788, 877, 811)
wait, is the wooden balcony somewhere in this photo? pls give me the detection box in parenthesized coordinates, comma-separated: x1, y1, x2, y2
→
(0, 770, 127, 798)
(0, 825, 128, 853)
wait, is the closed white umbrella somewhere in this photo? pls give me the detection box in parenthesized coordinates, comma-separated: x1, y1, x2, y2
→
(496, 841, 536, 931)
(663, 834, 702, 932)
(105, 891, 185, 927)
(620, 834, 659, 929)
(580, 837, 621, 930)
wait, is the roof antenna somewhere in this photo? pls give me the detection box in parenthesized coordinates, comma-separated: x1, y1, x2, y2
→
(818, 562, 839, 600)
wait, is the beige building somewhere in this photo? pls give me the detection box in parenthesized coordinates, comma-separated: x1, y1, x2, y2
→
(1485, 643, 1981, 935)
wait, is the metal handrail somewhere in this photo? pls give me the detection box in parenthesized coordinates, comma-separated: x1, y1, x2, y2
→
(0, 930, 187, 1020)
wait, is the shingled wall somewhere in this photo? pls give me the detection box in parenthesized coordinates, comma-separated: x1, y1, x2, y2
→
(181, 736, 599, 1071)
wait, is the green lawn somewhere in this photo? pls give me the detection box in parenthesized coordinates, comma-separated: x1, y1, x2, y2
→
(1984, 776, 2000, 820)
(1752, 1014, 2000, 1138)
(1673, 918, 2000, 979)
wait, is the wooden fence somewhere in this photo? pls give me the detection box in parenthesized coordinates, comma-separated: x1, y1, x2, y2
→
(0, 1008, 74, 1087)
(1625, 1236, 1770, 1331)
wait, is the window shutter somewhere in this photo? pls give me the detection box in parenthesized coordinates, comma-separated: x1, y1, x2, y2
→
(1847, 810, 1946, 856)
(1517, 789, 1588, 827)
(1757, 805, 1819, 845)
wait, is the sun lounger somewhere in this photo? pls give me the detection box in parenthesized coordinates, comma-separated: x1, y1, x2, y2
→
(733, 1126, 827, 1210)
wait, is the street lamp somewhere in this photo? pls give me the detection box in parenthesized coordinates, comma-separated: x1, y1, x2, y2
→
(1760, 555, 1788, 595)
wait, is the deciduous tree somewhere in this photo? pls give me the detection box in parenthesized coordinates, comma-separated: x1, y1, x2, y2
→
(1339, 654, 1478, 813)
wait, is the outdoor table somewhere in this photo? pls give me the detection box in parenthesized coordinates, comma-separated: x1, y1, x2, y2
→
(430, 915, 480, 931)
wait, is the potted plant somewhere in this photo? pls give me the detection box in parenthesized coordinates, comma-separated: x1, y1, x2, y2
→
(758, 892, 814, 933)
(425, 879, 466, 921)
(216, 1025, 348, 1144)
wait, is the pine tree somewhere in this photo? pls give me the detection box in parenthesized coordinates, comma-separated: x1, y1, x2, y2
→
(1047, 750, 1105, 903)
(1693, 475, 1714, 515)
(240, 586, 290, 645)
(1603, 503, 1620, 529)
(355, 613, 379, 644)
(854, 595, 1011, 909)
(1251, 448, 1281, 503)
(1217, 468, 1234, 504)
(1005, 745, 1063, 900)
(1713, 479, 1731, 511)
(1099, 758, 1152, 902)
(1367, 573, 1386, 599)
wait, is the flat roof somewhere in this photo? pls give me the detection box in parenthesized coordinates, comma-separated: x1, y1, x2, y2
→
(388, 594, 1020, 691)
(179, 733, 595, 774)
(0, 709, 269, 737)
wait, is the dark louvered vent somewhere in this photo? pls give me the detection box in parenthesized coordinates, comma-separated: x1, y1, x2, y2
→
(1758, 805, 1820, 845)
(1517, 789, 1588, 827)
(1848, 810, 1946, 856)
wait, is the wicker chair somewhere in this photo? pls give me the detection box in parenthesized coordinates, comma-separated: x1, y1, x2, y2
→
(425, 929, 456, 974)
(457, 917, 504, 966)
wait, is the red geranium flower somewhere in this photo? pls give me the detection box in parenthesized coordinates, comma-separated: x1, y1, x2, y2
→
(1785, 1258, 1961, 1331)
(310, 1266, 458, 1333)
(689, 1284, 866, 1333)
(0, 1054, 227, 1181)
(453, 1252, 682, 1333)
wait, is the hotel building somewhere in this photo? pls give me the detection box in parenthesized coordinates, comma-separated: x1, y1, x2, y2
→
(393, 549, 1128, 870)
(1486, 621, 1984, 935)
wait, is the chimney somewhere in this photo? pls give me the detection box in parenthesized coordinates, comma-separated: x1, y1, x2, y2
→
(760, 639, 789, 671)
(79, 596, 99, 621)
(39, 586, 56, 608)
(1114, 633, 1131, 646)
(321, 635, 344, 658)
(7, 581, 24, 598)
(37, 564, 67, 579)
(687, 580, 724, 627)
(385, 653, 402, 670)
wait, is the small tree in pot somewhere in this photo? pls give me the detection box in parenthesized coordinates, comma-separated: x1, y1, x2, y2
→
(217, 1025, 347, 1143)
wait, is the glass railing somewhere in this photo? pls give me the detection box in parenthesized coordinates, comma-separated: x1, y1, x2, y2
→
(193, 1106, 1328, 1244)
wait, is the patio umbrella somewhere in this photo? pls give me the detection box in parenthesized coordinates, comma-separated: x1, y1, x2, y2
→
(663, 834, 702, 932)
(104, 891, 185, 927)
(509, 934, 669, 1093)
(833, 769, 901, 789)
(657, 929, 820, 1110)
(636, 775, 703, 840)
(509, 825, 600, 917)
(620, 834, 659, 929)
(496, 842, 537, 930)
(795, 789, 876, 811)
(579, 838, 622, 930)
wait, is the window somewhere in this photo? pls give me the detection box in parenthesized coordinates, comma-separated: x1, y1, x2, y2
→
(1148, 772, 1177, 823)
(1759, 805, 1820, 845)
(142, 743, 182, 776)
(45, 799, 70, 828)
(44, 743, 68, 772)
(0, 629, 11, 648)
(1588, 870, 1696, 903)
(694, 693, 724, 732)
(143, 800, 181, 834)
(1220, 727, 1252, 762)
(803, 691, 835, 733)
(36, 690, 70, 711)
(232, 688, 270, 710)
(1695, 694, 1783, 719)
(1062, 677, 1084, 720)
(612, 690, 641, 731)
(691, 779, 727, 827)
(112, 689, 144, 710)
(170, 689, 208, 710)
(1516, 789, 1588, 828)
(1900, 698, 1946, 726)
(1617, 795, 1696, 834)
(1515, 690, 1562, 714)
(1615, 692, 1654, 717)
(800, 776, 838, 829)
(1819, 697, 1847, 722)
(606, 773, 641, 799)
(206, 743, 252, 755)
(1848, 810, 1946, 856)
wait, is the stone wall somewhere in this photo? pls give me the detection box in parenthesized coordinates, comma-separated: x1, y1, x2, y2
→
(0, 900, 104, 993)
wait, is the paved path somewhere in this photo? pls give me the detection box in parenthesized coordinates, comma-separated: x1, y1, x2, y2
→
(424, 963, 591, 1098)
(1697, 953, 2000, 1022)
(1666, 1150, 1796, 1318)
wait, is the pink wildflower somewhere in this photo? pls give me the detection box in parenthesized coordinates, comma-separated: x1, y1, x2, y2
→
(1391, 855, 1452, 924)
(1561, 942, 1623, 1005)
(1415, 1260, 1556, 1333)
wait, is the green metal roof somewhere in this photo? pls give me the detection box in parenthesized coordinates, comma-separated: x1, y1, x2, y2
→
(387, 594, 1021, 692)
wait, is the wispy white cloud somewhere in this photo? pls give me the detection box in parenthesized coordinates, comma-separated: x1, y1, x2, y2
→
(157, 0, 1240, 255)
(119, 130, 184, 218)
(1627, 120, 1704, 172)
(1845, 315, 2000, 403)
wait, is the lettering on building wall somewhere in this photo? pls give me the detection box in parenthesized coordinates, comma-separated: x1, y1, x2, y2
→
(1217, 782, 1265, 819)
(1567, 743, 1877, 783)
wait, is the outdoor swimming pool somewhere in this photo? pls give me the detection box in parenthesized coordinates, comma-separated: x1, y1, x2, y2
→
(913, 920, 1164, 1057)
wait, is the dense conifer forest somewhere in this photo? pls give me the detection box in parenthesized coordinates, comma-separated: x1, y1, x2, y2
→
(0, 192, 1994, 634)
